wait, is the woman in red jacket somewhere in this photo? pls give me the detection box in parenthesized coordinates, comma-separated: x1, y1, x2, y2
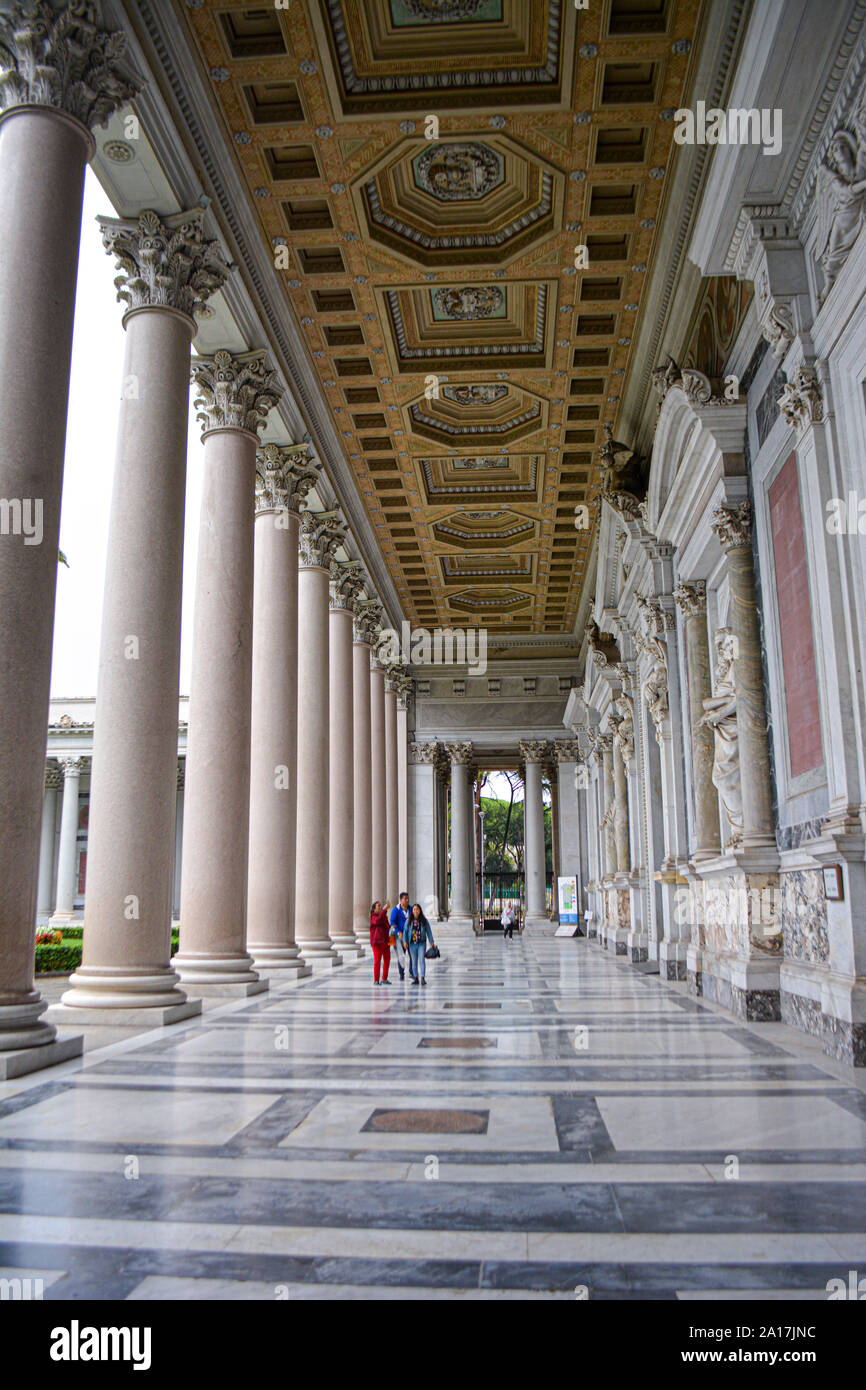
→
(369, 900, 392, 985)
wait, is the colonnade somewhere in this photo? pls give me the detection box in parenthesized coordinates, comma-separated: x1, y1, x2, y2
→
(0, 7, 407, 1071)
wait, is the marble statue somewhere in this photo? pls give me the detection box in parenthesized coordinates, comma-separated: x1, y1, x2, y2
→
(815, 130, 866, 296)
(699, 628, 744, 845)
(613, 694, 635, 766)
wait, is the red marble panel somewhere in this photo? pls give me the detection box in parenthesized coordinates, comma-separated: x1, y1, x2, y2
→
(769, 453, 823, 777)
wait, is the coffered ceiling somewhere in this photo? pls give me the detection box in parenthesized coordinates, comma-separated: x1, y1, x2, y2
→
(179, 0, 706, 636)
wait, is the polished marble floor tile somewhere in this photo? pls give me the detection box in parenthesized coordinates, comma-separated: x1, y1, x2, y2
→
(2, 933, 865, 1300)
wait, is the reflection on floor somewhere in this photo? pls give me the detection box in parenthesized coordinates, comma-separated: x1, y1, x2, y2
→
(2, 934, 866, 1300)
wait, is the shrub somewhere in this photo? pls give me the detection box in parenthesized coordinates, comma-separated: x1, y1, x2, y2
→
(35, 942, 82, 974)
(59, 925, 84, 940)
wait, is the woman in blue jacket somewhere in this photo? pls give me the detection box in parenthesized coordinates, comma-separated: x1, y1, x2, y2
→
(405, 903, 435, 986)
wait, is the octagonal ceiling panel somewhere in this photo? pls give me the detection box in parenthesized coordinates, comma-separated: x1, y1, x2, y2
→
(381, 280, 555, 372)
(419, 452, 542, 504)
(432, 507, 538, 549)
(352, 135, 565, 267)
(406, 379, 548, 446)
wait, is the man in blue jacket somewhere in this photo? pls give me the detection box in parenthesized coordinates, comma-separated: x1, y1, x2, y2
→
(389, 892, 411, 981)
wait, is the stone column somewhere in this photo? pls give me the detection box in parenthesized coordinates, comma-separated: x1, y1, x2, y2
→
(0, 3, 137, 1070)
(521, 741, 549, 927)
(674, 581, 721, 859)
(370, 651, 388, 903)
(352, 600, 379, 945)
(50, 757, 83, 922)
(397, 682, 410, 894)
(37, 765, 63, 919)
(445, 742, 473, 922)
(174, 352, 281, 994)
(384, 669, 400, 901)
(172, 762, 184, 922)
(599, 736, 616, 880)
(546, 761, 560, 920)
(247, 445, 318, 973)
(711, 503, 775, 851)
(294, 510, 346, 965)
(328, 560, 365, 958)
(436, 754, 449, 919)
(612, 726, 630, 876)
(57, 209, 230, 1024)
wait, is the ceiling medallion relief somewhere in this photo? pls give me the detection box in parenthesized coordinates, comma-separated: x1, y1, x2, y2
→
(413, 141, 503, 200)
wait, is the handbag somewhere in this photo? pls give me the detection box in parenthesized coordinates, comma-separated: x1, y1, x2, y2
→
(425, 944, 440, 960)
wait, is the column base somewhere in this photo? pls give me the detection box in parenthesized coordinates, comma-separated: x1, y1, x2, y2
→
(331, 934, 365, 959)
(173, 953, 263, 989)
(626, 931, 649, 964)
(249, 944, 310, 972)
(48, 910, 80, 927)
(46, 1000, 201, 1027)
(659, 940, 688, 981)
(59, 966, 194, 1012)
(0, 999, 60, 1053)
(0, 1034, 83, 1079)
(523, 914, 555, 933)
(295, 938, 344, 967)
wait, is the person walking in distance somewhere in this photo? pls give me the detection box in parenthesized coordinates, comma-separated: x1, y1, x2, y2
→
(370, 901, 392, 985)
(389, 891, 410, 981)
(405, 903, 436, 987)
(501, 903, 515, 940)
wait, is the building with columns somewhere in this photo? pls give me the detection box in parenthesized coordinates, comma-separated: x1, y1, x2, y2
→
(1, 0, 866, 1273)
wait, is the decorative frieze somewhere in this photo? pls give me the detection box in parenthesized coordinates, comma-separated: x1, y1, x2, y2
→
(0, 0, 140, 130)
(254, 442, 318, 516)
(99, 208, 231, 320)
(192, 350, 281, 437)
(298, 508, 345, 569)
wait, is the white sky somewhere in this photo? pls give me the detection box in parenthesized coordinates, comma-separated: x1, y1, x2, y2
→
(51, 168, 204, 698)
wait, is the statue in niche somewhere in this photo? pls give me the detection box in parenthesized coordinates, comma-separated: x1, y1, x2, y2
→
(815, 129, 866, 297)
(598, 424, 648, 503)
(613, 693, 634, 766)
(699, 628, 744, 846)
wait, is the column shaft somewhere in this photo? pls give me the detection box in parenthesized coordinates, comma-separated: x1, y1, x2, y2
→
(295, 562, 337, 959)
(175, 427, 260, 989)
(448, 752, 472, 918)
(51, 760, 82, 920)
(385, 683, 399, 900)
(370, 664, 387, 902)
(352, 638, 373, 943)
(37, 777, 61, 919)
(728, 546, 775, 845)
(677, 586, 721, 858)
(613, 747, 630, 874)
(328, 604, 360, 954)
(62, 307, 197, 1015)
(172, 769, 184, 921)
(523, 760, 547, 921)
(0, 109, 91, 1053)
(397, 700, 409, 894)
(247, 507, 306, 969)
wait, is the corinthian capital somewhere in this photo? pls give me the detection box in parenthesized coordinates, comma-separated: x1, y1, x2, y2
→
(330, 559, 364, 611)
(255, 442, 318, 517)
(99, 208, 232, 320)
(552, 739, 582, 764)
(298, 508, 345, 569)
(777, 364, 825, 433)
(353, 597, 381, 645)
(711, 501, 752, 552)
(443, 741, 473, 766)
(410, 740, 440, 765)
(0, 1, 140, 132)
(192, 350, 281, 437)
(673, 580, 707, 618)
(520, 739, 550, 763)
(45, 762, 63, 791)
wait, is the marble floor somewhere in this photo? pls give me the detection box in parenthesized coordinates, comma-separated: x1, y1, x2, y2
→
(2, 932, 866, 1300)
